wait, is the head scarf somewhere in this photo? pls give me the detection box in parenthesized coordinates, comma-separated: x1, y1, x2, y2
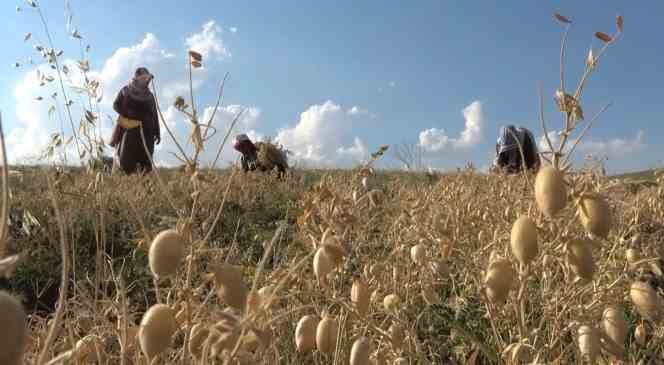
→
(125, 67, 154, 102)
(497, 125, 526, 154)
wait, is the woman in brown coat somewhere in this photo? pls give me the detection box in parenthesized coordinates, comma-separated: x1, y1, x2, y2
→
(110, 67, 161, 174)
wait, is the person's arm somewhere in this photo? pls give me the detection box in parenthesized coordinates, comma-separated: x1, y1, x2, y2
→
(152, 100, 160, 142)
(113, 87, 125, 116)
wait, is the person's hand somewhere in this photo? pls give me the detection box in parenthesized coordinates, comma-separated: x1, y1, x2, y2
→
(155, 136, 161, 145)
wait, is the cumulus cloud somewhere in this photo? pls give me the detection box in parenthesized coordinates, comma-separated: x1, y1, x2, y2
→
(538, 130, 645, 159)
(7, 67, 52, 163)
(418, 100, 483, 152)
(185, 21, 230, 60)
(275, 100, 373, 167)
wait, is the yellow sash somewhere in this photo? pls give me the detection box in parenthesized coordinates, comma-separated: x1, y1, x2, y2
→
(118, 115, 142, 129)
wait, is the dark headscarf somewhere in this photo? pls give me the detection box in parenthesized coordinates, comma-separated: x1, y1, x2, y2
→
(125, 67, 154, 102)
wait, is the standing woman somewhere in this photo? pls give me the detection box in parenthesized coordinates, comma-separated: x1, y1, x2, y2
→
(110, 67, 161, 174)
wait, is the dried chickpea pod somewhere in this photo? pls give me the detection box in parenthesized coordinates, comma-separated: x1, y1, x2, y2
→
(577, 325, 600, 364)
(0, 291, 27, 365)
(350, 336, 372, 365)
(510, 216, 539, 266)
(601, 306, 627, 358)
(577, 193, 612, 238)
(316, 314, 339, 354)
(313, 247, 334, 286)
(535, 166, 567, 217)
(410, 244, 427, 265)
(566, 239, 596, 280)
(383, 294, 401, 312)
(484, 257, 516, 304)
(149, 229, 186, 278)
(188, 323, 209, 359)
(351, 278, 371, 317)
(138, 304, 177, 361)
(295, 315, 319, 352)
(625, 248, 640, 270)
(210, 263, 248, 313)
(630, 281, 661, 320)
(634, 323, 647, 346)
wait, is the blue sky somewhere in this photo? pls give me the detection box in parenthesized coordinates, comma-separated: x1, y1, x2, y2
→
(1, 1, 662, 173)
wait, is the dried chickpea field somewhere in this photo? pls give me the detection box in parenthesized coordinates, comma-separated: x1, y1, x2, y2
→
(0, 162, 662, 365)
(2, 5, 664, 364)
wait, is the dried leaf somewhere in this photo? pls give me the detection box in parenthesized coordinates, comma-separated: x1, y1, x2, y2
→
(16, 6, 21, 12)
(189, 50, 203, 62)
(0, 253, 25, 278)
(572, 104, 584, 122)
(24, 32, 32, 41)
(554, 13, 571, 24)
(48, 105, 56, 119)
(77, 60, 90, 72)
(70, 29, 82, 39)
(586, 47, 596, 69)
(191, 60, 202, 69)
(13, 62, 20, 68)
(85, 110, 96, 124)
(616, 15, 624, 33)
(62, 65, 69, 74)
(35, 96, 43, 101)
(595, 32, 612, 43)
(26, 0, 37, 8)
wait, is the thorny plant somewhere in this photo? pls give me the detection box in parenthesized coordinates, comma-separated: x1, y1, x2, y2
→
(2, 4, 664, 365)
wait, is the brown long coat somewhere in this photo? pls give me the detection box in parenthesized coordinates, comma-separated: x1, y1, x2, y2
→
(111, 86, 160, 174)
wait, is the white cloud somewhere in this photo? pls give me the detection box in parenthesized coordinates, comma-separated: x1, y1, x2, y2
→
(229, 27, 238, 33)
(388, 81, 396, 88)
(578, 130, 645, 157)
(418, 100, 483, 152)
(185, 21, 230, 60)
(538, 130, 645, 159)
(337, 138, 369, 163)
(7, 67, 51, 163)
(274, 100, 372, 167)
(347, 106, 367, 116)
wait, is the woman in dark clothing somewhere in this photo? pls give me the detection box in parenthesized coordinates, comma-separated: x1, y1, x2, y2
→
(110, 67, 161, 174)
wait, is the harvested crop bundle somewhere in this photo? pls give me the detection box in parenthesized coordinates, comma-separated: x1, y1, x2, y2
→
(256, 141, 289, 172)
